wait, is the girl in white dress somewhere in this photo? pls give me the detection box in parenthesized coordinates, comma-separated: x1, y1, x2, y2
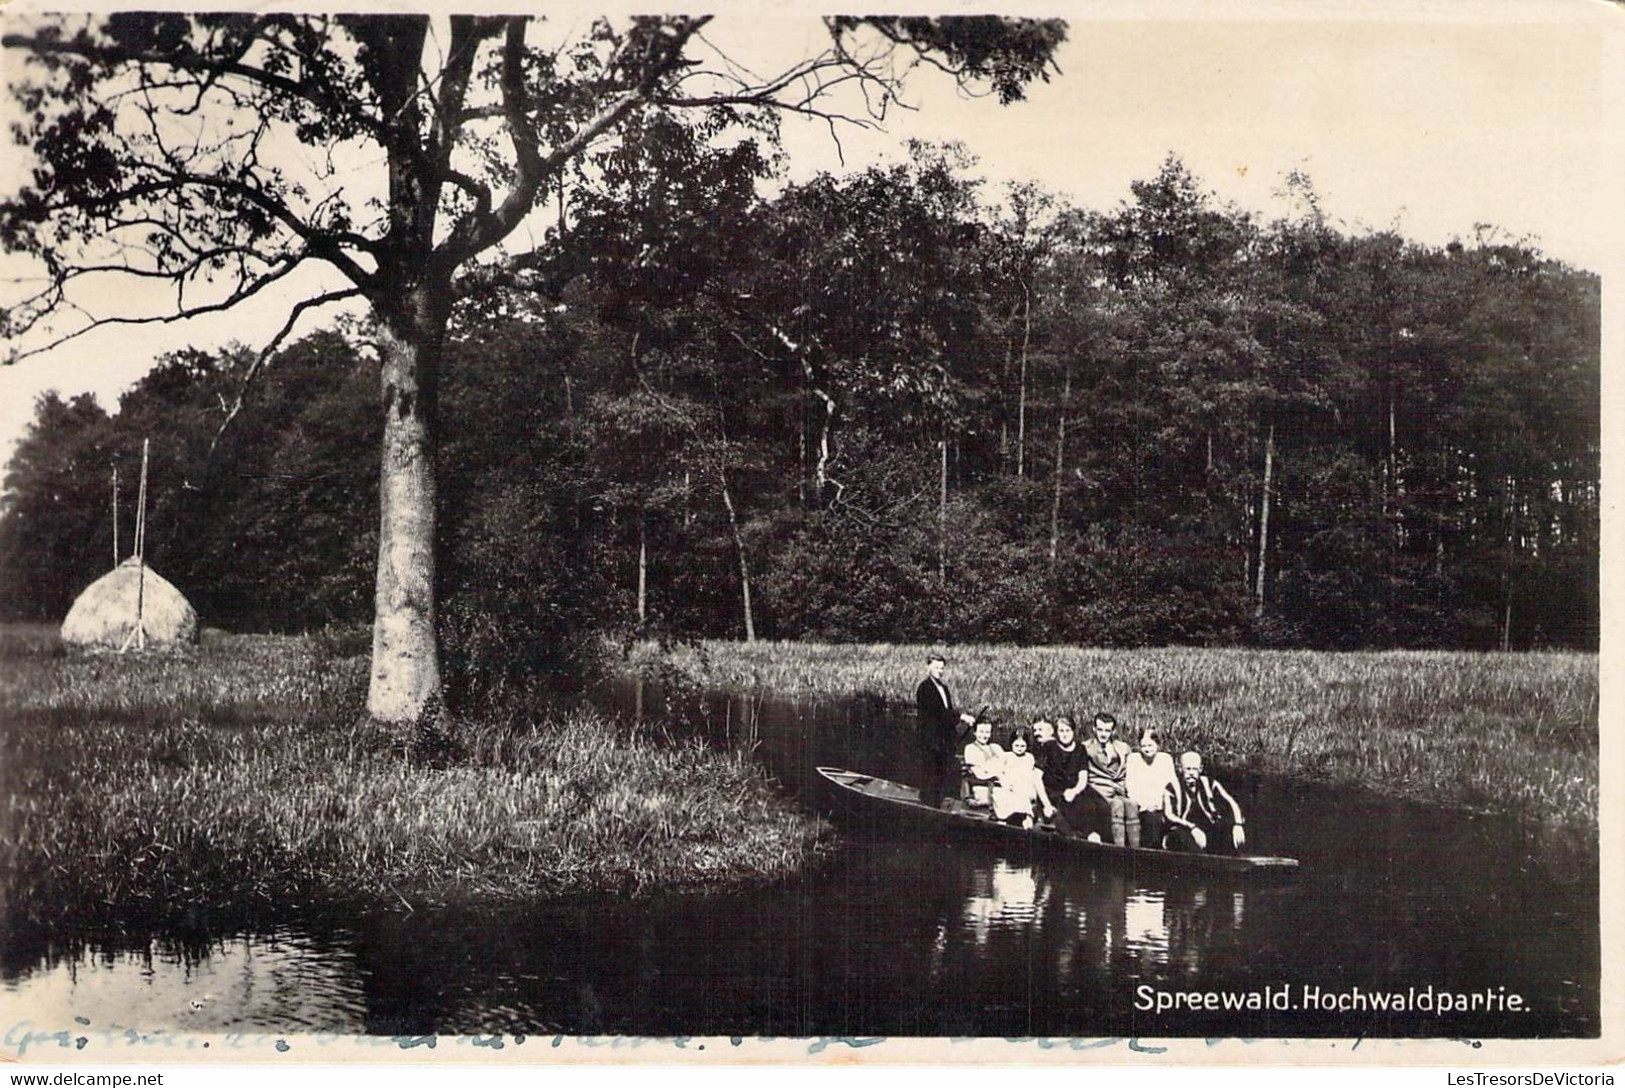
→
(989, 732, 1044, 827)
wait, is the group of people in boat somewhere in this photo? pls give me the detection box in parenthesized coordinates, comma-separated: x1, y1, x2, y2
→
(916, 655, 1247, 854)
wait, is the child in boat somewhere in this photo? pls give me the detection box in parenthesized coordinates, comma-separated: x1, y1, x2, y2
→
(1163, 750, 1247, 854)
(962, 717, 1005, 809)
(1126, 726, 1179, 850)
(1083, 712, 1137, 846)
(989, 730, 1044, 827)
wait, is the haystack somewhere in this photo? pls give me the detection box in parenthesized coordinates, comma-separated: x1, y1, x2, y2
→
(61, 557, 198, 650)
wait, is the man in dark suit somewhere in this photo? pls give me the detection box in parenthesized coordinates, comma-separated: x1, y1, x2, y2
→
(915, 655, 966, 808)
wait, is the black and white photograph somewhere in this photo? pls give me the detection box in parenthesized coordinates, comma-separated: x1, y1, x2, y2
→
(0, 0, 1617, 1064)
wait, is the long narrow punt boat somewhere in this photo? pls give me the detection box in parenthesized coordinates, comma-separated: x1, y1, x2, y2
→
(816, 766, 1300, 875)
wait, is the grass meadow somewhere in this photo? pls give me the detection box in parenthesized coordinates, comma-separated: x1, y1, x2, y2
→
(636, 639, 1599, 840)
(0, 625, 828, 923)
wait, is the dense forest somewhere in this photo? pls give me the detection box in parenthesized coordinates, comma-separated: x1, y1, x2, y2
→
(0, 146, 1599, 685)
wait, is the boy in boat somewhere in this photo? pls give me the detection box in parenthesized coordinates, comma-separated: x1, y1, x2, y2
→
(1163, 750, 1247, 854)
(989, 729, 1044, 827)
(962, 716, 1004, 809)
(1126, 726, 1179, 850)
(1084, 712, 1138, 847)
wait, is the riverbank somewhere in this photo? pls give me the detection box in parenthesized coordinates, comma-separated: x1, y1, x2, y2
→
(0, 626, 830, 923)
(631, 640, 1598, 842)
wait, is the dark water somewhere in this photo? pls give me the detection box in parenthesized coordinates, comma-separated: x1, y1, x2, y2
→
(1, 683, 1598, 1038)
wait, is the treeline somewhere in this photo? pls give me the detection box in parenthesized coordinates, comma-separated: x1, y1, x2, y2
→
(0, 145, 1599, 670)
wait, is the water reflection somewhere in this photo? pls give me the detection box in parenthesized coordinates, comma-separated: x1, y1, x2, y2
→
(1123, 891, 1168, 965)
(961, 858, 1044, 948)
(1163, 884, 1249, 979)
(2, 929, 366, 1032)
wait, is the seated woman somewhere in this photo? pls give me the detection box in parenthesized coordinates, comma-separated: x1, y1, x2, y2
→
(1162, 750, 1247, 854)
(1126, 727, 1179, 850)
(961, 717, 1005, 809)
(1039, 718, 1093, 836)
(989, 730, 1044, 827)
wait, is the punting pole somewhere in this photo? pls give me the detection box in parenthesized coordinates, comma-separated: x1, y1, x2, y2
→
(111, 465, 119, 569)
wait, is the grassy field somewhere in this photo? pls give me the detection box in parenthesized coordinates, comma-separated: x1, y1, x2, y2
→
(0, 625, 829, 923)
(635, 639, 1599, 839)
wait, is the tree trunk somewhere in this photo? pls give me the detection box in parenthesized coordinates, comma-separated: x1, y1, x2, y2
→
(1500, 478, 1517, 652)
(636, 512, 648, 625)
(797, 412, 806, 507)
(1389, 394, 1403, 551)
(1049, 362, 1071, 567)
(999, 340, 1011, 470)
(1243, 494, 1254, 592)
(719, 466, 756, 643)
(368, 287, 446, 724)
(1017, 280, 1031, 478)
(938, 433, 949, 586)
(1253, 419, 1275, 617)
(796, 363, 807, 506)
(811, 386, 835, 499)
(1380, 398, 1388, 516)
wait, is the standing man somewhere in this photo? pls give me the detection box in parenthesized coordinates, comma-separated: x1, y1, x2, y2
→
(916, 655, 968, 809)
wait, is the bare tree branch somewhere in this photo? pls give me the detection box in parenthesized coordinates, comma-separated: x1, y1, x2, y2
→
(440, 16, 713, 264)
(0, 30, 378, 133)
(4, 252, 313, 365)
(208, 286, 364, 456)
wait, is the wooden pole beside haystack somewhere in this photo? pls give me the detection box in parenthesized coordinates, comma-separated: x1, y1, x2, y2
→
(64, 438, 197, 652)
(118, 439, 150, 653)
(135, 439, 147, 647)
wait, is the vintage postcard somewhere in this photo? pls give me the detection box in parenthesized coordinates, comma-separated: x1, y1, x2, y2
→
(0, 0, 1618, 1067)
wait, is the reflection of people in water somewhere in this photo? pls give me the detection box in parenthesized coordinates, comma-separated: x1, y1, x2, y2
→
(1163, 751, 1246, 854)
(1162, 880, 1249, 977)
(1123, 890, 1170, 964)
(961, 857, 1043, 949)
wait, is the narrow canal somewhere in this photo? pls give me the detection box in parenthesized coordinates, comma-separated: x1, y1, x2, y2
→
(1, 683, 1598, 1038)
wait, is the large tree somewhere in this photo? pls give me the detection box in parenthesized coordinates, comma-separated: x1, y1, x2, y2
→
(1, 13, 1064, 726)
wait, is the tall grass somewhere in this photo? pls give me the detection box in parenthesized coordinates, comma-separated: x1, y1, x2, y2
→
(636, 640, 1599, 837)
(0, 630, 830, 923)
